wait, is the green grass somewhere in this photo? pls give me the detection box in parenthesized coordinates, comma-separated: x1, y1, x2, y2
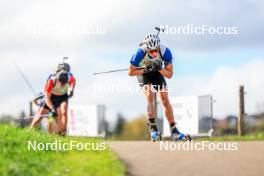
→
(0, 125, 125, 176)
(196, 133, 264, 141)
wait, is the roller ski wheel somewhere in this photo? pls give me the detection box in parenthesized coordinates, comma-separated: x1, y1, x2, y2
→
(150, 131, 162, 142)
(171, 133, 192, 142)
(185, 134, 192, 141)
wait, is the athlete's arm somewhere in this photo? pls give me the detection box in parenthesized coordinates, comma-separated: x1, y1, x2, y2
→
(68, 75, 76, 97)
(44, 92, 53, 110)
(32, 98, 40, 106)
(128, 65, 144, 76)
(159, 63, 173, 79)
(159, 46, 174, 79)
(129, 48, 145, 76)
(44, 80, 54, 109)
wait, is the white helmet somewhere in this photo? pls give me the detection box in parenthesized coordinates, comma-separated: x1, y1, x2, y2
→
(143, 33, 160, 50)
(58, 63, 71, 72)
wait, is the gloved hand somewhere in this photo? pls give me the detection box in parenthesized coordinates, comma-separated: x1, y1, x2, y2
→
(144, 64, 154, 73)
(144, 60, 162, 73)
(152, 59, 162, 71)
(50, 106, 57, 117)
(68, 90, 74, 98)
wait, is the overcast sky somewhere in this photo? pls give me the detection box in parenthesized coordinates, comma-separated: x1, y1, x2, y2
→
(1, 0, 264, 121)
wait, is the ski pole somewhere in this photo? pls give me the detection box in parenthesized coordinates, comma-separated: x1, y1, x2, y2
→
(93, 66, 145, 75)
(13, 59, 37, 96)
(155, 26, 165, 36)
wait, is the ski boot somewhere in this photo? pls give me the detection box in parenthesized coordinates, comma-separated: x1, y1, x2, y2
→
(170, 126, 192, 141)
(150, 130, 162, 142)
(148, 118, 162, 142)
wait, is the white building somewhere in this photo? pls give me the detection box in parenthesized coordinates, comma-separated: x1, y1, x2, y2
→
(162, 95, 213, 137)
(67, 104, 106, 137)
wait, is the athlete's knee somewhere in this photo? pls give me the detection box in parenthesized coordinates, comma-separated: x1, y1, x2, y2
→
(61, 110, 67, 117)
(161, 97, 170, 107)
(61, 103, 68, 115)
(146, 102, 155, 117)
(56, 111, 62, 117)
(146, 92, 154, 102)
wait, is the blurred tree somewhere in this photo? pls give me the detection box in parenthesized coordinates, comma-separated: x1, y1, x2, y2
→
(104, 120, 113, 137)
(250, 114, 264, 133)
(19, 111, 26, 128)
(120, 116, 149, 140)
(0, 114, 15, 124)
(114, 113, 126, 135)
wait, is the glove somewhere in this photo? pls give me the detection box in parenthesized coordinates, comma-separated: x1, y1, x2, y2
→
(144, 60, 162, 73)
(50, 106, 57, 117)
(144, 64, 155, 73)
(152, 60, 162, 71)
(68, 90, 74, 98)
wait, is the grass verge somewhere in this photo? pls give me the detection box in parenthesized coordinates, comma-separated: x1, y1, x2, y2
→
(0, 125, 125, 176)
(197, 132, 264, 141)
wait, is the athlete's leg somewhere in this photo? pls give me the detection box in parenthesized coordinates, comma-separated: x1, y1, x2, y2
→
(159, 90, 179, 133)
(59, 101, 68, 135)
(159, 90, 191, 141)
(47, 118, 54, 134)
(55, 107, 62, 134)
(143, 84, 158, 131)
(30, 107, 49, 129)
(30, 108, 42, 129)
(143, 84, 155, 117)
(159, 90, 174, 124)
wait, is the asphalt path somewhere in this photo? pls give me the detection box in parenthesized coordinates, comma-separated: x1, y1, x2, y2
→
(108, 141, 264, 176)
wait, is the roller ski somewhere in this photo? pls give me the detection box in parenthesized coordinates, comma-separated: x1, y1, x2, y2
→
(150, 130, 162, 142)
(170, 126, 192, 142)
(171, 133, 192, 141)
(148, 118, 162, 142)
